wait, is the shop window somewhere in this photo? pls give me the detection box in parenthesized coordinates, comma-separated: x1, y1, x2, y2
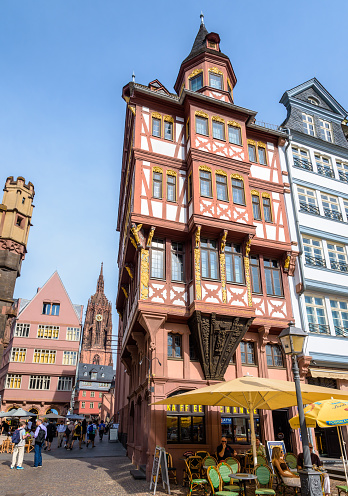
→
(150, 239, 165, 279)
(199, 169, 212, 197)
(250, 256, 262, 294)
(216, 173, 228, 201)
(201, 239, 219, 280)
(264, 259, 283, 296)
(168, 333, 182, 358)
(171, 242, 184, 282)
(232, 177, 245, 205)
(240, 342, 256, 365)
(266, 344, 284, 367)
(153, 170, 163, 199)
(220, 406, 260, 444)
(167, 392, 205, 444)
(225, 244, 244, 284)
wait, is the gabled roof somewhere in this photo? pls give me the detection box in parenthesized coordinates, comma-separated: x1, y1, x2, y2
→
(280, 78, 347, 118)
(77, 363, 114, 382)
(148, 79, 170, 95)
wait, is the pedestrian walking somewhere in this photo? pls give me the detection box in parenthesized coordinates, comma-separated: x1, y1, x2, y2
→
(10, 421, 28, 470)
(46, 420, 56, 451)
(65, 422, 74, 450)
(33, 419, 47, 468)
(98, 421, 106, 441)
(57, 422, 66, 448)
(1, 420, 10, 436)
(82, 418, 87, 444)
(86, 421, 96, 448)
(71, 421, 83, 450)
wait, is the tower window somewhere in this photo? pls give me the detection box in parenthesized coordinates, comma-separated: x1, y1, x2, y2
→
(150, 239, 165, 279)
(209, 73, 223, 90)
(15, 216, 24, 228)
(250, 256, 261, 294)
(171, 242, 184, 282)
(228, 125, 242, 146)
(225, 243, 244, 284)
(190, 73, 203, 92)
(212, 121, 225, 140)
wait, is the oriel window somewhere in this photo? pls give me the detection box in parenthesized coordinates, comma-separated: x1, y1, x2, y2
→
(201, 239, 219, 280)
(152, 117, 161, 137)
(167, 174, 176, 202)
(190, 73, 203, 92)
(250, 256, 261, 294)
(262, 196, 272, 222)
(225, 244, 244, 284)
(199, 170, 212, 197)
(196, 116, 208, 136)
(171, 242, 184, 282)
(264, 259, 283, 296)
(150, 239, 165, 279)
(209, 73, 223, 90)
(232, 178, 245, 205)
(153, 171, 163, 199)
(212, 121, 225, 140)
(164, 120, 173, 141)
(248, 144, 257, 163)
(252, 194, 261, 220)
(258, 146, 267, 165)
(216, 174, 228, 201)
(188, 173, 193, 202)
(228, 125, 242, 145)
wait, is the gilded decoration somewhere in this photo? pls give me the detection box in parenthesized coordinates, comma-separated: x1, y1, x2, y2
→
(220, 253, 227, 304)
(129, 236, 137, 250)
(140, 248, 149, 300)
(131, 223, 142, 247)
(117, 311, 123, 321)
(220, 230, 228, 253)
(146, 227, 155, 248)
(262, 192, 271, 199)
(128, 105, 136, 116)
(180, 82, 185, 96)
(284, 255, 290, 271)
(227, 78, 232, 91)
(152, 112, 162, 120)
(231, 173, 243, 181)
(125, 266, 134, 280)
(257, 141, 266, 148)
(195, 226, 202, 301)
(244, 238, 252, 306)
(199, 165, 212, 173)
(250, 189, 260, 196)
(247, 139, 256, 146)
(227, 120, 241, 128)
(164, 115, 174, 123)
(216, 169, 227, 177)
(212, 115, 225, 123)
(208, 67, 223, 75)
(153, 166, 163, 174)
(195, 110, 209, 118)
(121, 287, 129, 299)
(188, 68, 203, 80)
(166, 170, 177, 176)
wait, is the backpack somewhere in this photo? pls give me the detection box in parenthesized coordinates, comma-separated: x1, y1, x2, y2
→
(88, 424, 93, 434)
(12, 429, 21, 445)
(36, 426, 46, 444)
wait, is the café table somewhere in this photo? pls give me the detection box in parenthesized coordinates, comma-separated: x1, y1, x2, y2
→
(229, 472, 257, 496)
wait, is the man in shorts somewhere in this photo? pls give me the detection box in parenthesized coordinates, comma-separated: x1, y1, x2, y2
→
(86, 421, 96, 448)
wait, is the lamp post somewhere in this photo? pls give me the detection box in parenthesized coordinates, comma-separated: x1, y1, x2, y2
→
(278, 322, 322, 496)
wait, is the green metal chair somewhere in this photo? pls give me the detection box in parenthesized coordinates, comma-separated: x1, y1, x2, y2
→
(206, 466, 239, 496)
(183, 454, 200, 487)
(217, 462, 242, 493)
(337, 484, 348, 496)
(196, 450, 210, 460)
(254, 464, 275, 495)
(285, 453, 297, 471)
(185, 456, 208, 495)
(224, 457, 240, 484)
(257, 454, 268, 467)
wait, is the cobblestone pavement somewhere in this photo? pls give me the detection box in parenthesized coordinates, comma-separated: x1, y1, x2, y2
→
(0, 438, 345, 496)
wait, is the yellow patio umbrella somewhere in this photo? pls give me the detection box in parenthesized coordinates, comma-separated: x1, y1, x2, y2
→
(289, 399, 348, 488)
(153, 375, 348, 467)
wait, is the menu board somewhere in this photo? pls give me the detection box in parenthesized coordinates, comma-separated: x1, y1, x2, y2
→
(149, 446, 170, 495)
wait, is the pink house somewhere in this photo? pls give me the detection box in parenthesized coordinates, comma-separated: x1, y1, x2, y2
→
(0, 272, 83, 416)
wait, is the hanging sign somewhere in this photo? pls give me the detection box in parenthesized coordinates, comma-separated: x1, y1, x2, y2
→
(149, 446, 171, 495)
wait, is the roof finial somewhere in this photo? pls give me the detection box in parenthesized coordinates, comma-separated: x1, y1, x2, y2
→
(200, 11, 204, 26)
(132, 71, 135, 83)
(97, 262, 104, 293)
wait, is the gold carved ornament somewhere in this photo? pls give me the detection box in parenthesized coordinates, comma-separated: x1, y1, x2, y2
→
(129, 236, 137, 250)
(152, 112, 162, 120)
(117, 310, 123, 321)
(220, 230, 228, 252)
(231, 173, 244, 181)
(284, 255, 291, 271)
(194, 226, 202, 301)
(250, 189, 260, 196)
(227, 120, 241, 128)
(262, 192, 271, 199)
(199, 165, 212, 173)
(131, 223, 142, 246)
(209, 67, 223, 75)
(140, 249, 149, 300)
(195, 110, 209, 118)
(188, 68, 203, 80)
(247, 139, 256, 146)
(146, 227, 155, 248)
(164, 115, 174, 123)
(257, 141, 266, 149)
(212, 115, 225, 123)
(180, 82, 185, 95)
(128, 105, 136, 116)
(166, 169, 177, 176)
(227, 78, 232, 91)
(125, 266, 133, 280)
(195, 225, 201, 248)
(244, 238, 252, 307)
(216, 169, 227, 177)
(153, 166, 163, 174)
(121, 287, 129, 299)
(219, 230, 228, 304)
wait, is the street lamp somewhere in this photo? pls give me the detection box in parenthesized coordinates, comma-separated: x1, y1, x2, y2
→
(278, 322, 322, 496)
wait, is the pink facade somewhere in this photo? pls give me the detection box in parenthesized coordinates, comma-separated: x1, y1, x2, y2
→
(0, 272, 83, 416)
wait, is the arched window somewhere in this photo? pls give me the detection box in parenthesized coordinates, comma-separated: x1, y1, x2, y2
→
(93, 355, 100, 365)
(166, 389, 205, 444)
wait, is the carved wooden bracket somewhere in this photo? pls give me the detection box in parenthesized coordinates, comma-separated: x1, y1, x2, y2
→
(131, 223, 145, 249)
(132, 331, 145, 356)
(283, 251, 298, 276)
(121, 357, 132, 375)
(126, 344, 138, 364)
(146, 226, 156, 248)
(188, 311, 254, 380)
(125, 264, 134, 280)
(258, 325, 270, 352)
(298, 355, 312, 381)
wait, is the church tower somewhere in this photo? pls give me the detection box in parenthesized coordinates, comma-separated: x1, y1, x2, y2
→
(80, 264, 113, 367)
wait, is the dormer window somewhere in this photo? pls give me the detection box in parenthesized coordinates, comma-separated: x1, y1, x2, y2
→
(189, 73, 203, 92)
(208, 41, 217, 49)
(308, 97, 319, 106)
(209, 73, 223, 90)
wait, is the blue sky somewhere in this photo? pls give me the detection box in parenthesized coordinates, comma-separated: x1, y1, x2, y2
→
(0, 1, 347, 348)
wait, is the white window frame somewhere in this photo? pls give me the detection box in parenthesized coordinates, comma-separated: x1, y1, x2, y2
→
(33, 349, 56, 364)
(14, 323, 30, 338)
(11, 348, 26, 362)
(302, 113, 315, 136)
(90, 402, 94, 409)
(66, 327, 80, 341)
(297, 186, 319, 215)
(330, 299, 348, 337)
(336, 161, 348, 183)
(37, 325, 59, 339)
(6, 374, 21, 389)
(321, 193, 342, 221)
(81, 402, 85, 409)
(305, 295, 329, 334)
(63, 351, 77, 366)
(327, 242, 348, 272)
(29, 375, 51, 390)
(57, 376, 73, 391)
(319, 119, 333, 142)
(302, 237, 325, 268)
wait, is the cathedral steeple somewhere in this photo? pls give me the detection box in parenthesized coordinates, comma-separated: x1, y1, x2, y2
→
(97, 262, 104, 293)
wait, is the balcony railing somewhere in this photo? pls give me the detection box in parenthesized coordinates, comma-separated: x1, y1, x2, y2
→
(293, 157, 313, 171)
(254, 120, 282, 132)
(330, 260, 348, 272)
(317, 164, 335, 178)
(338, 170, 348, 183)
(335, 326, 348, 338)
(305, 254, 326, 268)
(300, 202, 320, 215)
(323, 208, 343, 221)
(308, 323, 330, 334)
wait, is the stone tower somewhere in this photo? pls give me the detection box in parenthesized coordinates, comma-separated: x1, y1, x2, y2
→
(0, 176, 35, 364)
(80, 264, 113, 367)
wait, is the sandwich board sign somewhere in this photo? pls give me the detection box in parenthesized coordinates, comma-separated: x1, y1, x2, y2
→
(149, 446, 171, 495)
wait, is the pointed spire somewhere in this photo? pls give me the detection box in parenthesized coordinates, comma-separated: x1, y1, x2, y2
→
(97, 263, 104, 293)
(132, 71, 135, 83)
(200, 11, 204, 26)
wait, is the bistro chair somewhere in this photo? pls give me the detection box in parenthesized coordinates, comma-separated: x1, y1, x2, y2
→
(217, 462, 242, 493)
(273, 462, 300, 495)
(285, 453, 297, 471)
(224, 457, 241, 483)
(201, 456, 217, 477)
(254, 464, 275, 495)
(185, 457, 208, 496)
(165, 452, 177, 485)
(244, 453, 254, 473)
(337, 484, 348, 496)
(196, 451, 210, 460)
(257, 454, 268, 467)
(206, 466, 239, 496)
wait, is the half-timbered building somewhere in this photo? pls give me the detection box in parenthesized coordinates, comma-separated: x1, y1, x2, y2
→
(114, 17, 299, 478)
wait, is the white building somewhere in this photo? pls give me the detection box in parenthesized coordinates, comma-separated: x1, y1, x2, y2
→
(279, 78, 348, 457)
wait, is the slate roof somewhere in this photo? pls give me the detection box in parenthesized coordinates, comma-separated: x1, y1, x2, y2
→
(77, 363, 114, 383)
(182, 24, 229, 64)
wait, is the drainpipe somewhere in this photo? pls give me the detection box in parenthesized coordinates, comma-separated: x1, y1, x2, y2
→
(282, 128, 307, 334)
